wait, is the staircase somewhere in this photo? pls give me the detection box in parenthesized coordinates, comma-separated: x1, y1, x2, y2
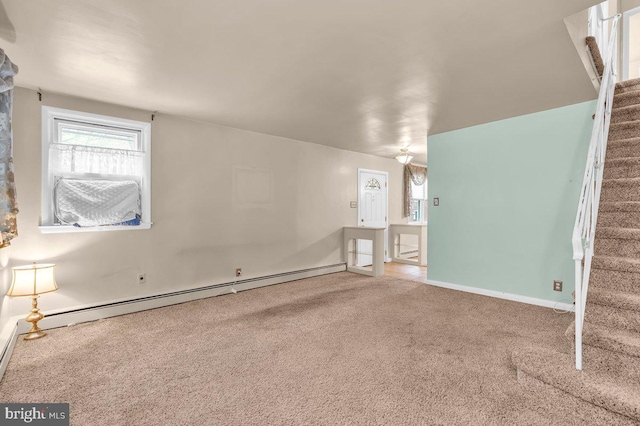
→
(512, 78, 640, 424)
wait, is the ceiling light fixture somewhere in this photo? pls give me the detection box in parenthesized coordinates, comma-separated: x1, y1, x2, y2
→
(395, 148, 413, 165)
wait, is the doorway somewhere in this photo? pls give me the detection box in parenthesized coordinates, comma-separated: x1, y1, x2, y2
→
(623, 5, 640, 80)
(357, 169, 388, 267)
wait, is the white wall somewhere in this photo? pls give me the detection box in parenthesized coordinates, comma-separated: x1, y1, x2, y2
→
(621, 0, 640, 13)
(1, 87, 403, 322)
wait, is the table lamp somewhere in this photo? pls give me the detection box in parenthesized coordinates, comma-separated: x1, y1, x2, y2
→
(6, 263, 58, 340)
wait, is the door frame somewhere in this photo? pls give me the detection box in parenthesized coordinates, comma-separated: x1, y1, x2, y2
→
(622, 5, 640, 81)
(357, 168, 390, 262)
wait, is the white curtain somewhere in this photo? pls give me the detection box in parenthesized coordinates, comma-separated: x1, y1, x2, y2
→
(50, 144, 144, 177)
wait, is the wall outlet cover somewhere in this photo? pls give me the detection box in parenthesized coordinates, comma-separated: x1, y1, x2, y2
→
(553, 280, 562, 292)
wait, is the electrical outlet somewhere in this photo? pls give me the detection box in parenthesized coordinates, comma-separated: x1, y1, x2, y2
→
(553, 280, 562, 292)
(138, 273, 146, 284)
(236, 268, 242, 277)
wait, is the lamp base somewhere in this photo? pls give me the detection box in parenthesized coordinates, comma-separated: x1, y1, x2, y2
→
(24, 330, 46, 340)
(24, 295, 46, 341)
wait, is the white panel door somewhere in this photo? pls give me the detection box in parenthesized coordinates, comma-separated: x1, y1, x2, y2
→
(357, 169, 388, 266)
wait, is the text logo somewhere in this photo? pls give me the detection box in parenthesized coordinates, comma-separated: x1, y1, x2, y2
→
(0, 404, 68, 425)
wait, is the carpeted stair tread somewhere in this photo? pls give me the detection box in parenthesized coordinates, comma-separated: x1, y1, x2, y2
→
(590, 268, 640, 295)
(616, 77, 640, 94)
(592, 256, 640, 274)
(586, 36, 604, 78)
(596, 226, 640, 240)
(607, 137, 640, 159)
(608, 136, 640, 146)
(599, 202, 640, 228)
(595, 226, 640, 257)
(600, 201, 640, 212)
(587, 301, 640, 332)
(564, 321, 640, 381)
(609, 121, 640, 141)
(603, 158, 640, 180)
(605, 157, 640, 166)
(588, 288, 640, 312)
(601, 177, 640, 201)
(613, 91, 640, 109)
(611, 104, 640, 124)
(602, 177, 640, 187)
(566, 321, 640, 359)
(516, 369, 640, 425)
(512, 347, 640, 421)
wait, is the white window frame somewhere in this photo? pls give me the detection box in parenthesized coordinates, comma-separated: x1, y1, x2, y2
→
(40, 106, 152, 233)
(409, 178, 427, 224)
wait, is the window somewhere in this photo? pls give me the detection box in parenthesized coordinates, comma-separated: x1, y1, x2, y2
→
(364, 178, 381, 190)
(41, 107, 151, 233)
(409, 179, 427, 223)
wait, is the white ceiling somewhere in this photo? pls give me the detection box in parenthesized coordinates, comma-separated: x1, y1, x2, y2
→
(2, 0, 599, 162)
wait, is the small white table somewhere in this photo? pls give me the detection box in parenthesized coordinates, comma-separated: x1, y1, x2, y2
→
(343, 226, 385, 277)
(389, 223, 427, 266)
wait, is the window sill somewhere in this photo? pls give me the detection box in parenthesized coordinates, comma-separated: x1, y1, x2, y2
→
(39, 222, 152, 234)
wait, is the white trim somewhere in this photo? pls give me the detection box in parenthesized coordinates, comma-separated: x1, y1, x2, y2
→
(39, 222, 152, 234)
(622, 5, 640, 81)
(0, 321, 19, 381)
(41, 106, 152, 230)
(0, 263, 346, 381)
(425, 279, 575, 311)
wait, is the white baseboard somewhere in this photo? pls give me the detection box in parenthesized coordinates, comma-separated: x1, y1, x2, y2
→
(425, 279, 575, 312)
(0, 263, 346, 381)
(0, 322, 18, 380)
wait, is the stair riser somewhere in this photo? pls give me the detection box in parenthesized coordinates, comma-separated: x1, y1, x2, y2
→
(614, 95, 640, 109)
(601, 185, 640, 202)
(603, 163, 640, 179)
(610, 125, 640, 141)
(595, 238, 640, 258)
(607, 143, 640, 159)
(515, 369, 638, 425)
(590, 269, 640, 294)
(586, 304, 640, 332)
(583, 345, 640, 382)
(598, 211, 640, 228)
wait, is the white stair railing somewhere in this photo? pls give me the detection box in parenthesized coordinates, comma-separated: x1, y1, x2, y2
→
(572, 13, 621, 371)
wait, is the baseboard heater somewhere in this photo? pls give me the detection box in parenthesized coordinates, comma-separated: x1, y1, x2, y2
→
(0, 263, 346, 380)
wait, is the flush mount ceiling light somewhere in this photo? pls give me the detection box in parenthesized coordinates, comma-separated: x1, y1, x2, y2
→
(395, 148, 413, 165)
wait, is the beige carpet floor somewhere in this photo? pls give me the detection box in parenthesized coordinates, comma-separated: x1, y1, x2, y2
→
(0, 272, 583, 425)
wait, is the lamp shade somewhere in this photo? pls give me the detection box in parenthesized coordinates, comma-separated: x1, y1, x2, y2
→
(395, 148, 413, 165)
(7, 264, 58, 296)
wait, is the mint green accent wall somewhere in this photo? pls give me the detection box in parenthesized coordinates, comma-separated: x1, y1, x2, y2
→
(427, 101, 596, 303)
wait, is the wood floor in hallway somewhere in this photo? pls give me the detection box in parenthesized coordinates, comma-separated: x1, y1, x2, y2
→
(384, 261, 426, 282)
